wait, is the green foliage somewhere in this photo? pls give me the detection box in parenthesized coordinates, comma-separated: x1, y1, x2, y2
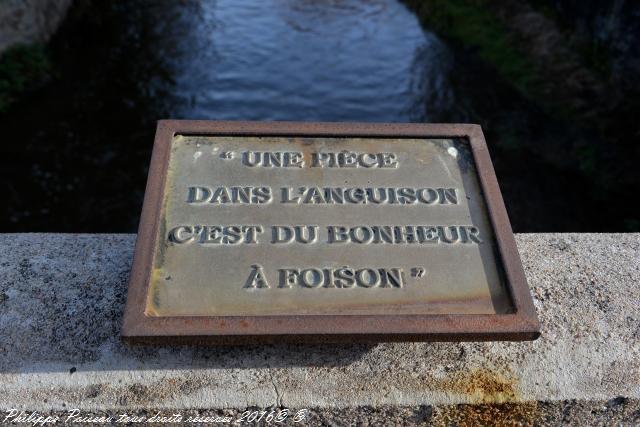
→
(405, 0, 537, 97)
(0, 43, 51, 113)
(528, 0, 613, 80)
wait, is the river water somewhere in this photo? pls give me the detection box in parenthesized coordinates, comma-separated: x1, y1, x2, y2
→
(140, 0, 448, 122)
(0, 0, 635, 232)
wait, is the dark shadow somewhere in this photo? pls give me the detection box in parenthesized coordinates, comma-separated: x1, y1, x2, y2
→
(453, 138, 514, 314)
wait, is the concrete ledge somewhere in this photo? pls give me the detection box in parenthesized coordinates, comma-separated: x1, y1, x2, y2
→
(0, 234, 638, 421)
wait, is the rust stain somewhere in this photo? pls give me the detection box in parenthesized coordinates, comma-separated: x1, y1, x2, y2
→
(144, 268, 167, 316)
(429, 369, 539, 426)
(300, 143, 314, 169)
(435, 369, 517, 403)
(294, 137, 318, 172)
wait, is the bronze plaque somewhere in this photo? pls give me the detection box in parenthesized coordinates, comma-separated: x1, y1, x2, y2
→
(122, 121, 540, 343)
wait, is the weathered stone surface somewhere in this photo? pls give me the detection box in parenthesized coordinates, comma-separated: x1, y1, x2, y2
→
(0, 234, 638, 416)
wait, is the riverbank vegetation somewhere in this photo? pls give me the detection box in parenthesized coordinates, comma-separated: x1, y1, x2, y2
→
(403, 0, 639, 231)
(404, 0, 537, 98)
(402, 0, 628, 122)
(0, 44, 51, 113)
(0, 0, 637, 232)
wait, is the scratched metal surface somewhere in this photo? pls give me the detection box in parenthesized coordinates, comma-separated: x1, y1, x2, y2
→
(146, 135, 512, 316)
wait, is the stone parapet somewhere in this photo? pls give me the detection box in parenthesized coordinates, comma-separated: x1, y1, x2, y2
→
(0, 233, 638, 424)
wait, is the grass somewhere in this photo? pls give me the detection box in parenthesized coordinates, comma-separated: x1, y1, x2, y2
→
(0, 43, 51, 113)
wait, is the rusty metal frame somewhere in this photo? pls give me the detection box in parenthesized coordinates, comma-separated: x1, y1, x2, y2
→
(121, 121, 540, 344)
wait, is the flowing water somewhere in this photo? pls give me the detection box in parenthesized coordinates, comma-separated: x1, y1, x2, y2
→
(0, 0, 635, 231)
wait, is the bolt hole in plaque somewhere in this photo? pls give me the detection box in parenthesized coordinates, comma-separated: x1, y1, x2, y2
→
(122, 121, 540, 343)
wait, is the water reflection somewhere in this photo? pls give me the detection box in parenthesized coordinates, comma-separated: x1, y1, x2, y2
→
(163, 0, 434, 121)
(0, 0, 635, 232)
(407, 41, 457, 122)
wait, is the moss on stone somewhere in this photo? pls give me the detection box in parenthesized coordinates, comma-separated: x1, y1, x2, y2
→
(403, 0, 538, 98)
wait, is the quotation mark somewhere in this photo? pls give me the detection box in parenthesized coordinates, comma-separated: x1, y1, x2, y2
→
(411, 267, 425, 278)
(220, 151, 234, 159)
